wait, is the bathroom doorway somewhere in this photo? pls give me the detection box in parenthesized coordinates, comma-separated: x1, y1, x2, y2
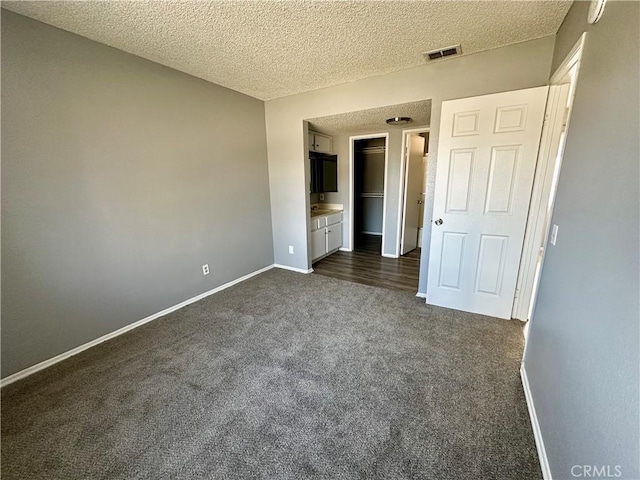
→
(398, 129, 430, 256)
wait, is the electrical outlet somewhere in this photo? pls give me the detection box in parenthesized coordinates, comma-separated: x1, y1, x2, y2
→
(319, 193, 325, 201)
(550, 224, 559, 246)
(288, 245, 294, 255)
(202, 264, 210, 275)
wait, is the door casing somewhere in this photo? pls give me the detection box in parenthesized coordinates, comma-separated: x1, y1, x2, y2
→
(517, 33, 586, 329)
(348, 133, 389, 254)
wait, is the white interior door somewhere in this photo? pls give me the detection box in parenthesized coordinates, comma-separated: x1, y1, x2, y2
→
(401, 134, 426, 254)
(426, 87, 548, 319)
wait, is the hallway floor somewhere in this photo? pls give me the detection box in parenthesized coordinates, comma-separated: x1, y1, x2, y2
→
(312, 234, 421, 293)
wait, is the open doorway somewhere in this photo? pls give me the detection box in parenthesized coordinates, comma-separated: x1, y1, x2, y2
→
(398, 129, 430, 257)
(353, 136, 387, 254)
(304, 100, 431, 293)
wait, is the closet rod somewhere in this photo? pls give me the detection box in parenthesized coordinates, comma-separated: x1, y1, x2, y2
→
(357, 146, 386, 154)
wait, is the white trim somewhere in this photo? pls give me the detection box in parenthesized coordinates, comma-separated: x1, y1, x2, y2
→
(415, 292, 427, 299)
(550, 33, 586, 85)
(1, 264, 276, 388)
(397, 126, 430, 257)
(513, 34, 586, 325)
(380, 135, 390, 255)
(521, 364, 552, 480)
(381, 253, 399, 259)
(349, 133, 389, 254)
(361, 231, 382, 236)
(273, 264, 313, 274)
(338, 247, 352, 252)
(523, 319, 532, 340)
(349, 137, 355, 251)
(512, 85, 568, 321)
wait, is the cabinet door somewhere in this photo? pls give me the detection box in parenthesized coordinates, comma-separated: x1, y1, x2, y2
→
(327, 223, 342, 252)
(314, 134, 332, 153)
(308, 132, 316, 151)
(311, 228, 327, 260)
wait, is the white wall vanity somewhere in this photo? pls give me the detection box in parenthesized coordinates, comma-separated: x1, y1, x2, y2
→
(310, 210, 342, 262)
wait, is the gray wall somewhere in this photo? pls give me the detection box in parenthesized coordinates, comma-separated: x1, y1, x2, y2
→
(265, 36, 555, 290)
(1, 11, 274, 377)
(360, 199, 383, 235)
(523, 2, 639, 478)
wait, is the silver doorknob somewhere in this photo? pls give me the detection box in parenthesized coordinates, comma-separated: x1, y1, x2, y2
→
(434, 218, 443, 225)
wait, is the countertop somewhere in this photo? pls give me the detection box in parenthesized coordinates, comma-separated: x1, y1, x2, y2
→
(310, 208, 342, 218)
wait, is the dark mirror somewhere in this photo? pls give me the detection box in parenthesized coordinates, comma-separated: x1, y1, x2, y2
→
(310, 152, 338, 193)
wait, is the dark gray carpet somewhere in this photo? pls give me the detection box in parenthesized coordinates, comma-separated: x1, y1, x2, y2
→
(1, 269, 540, 479)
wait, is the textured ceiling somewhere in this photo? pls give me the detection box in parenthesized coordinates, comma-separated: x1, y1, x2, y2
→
(308, 100, 432, 135)
(2, 1, 571, 101)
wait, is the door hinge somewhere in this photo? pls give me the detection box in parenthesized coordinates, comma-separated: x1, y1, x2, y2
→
(561, 107, 570, 132)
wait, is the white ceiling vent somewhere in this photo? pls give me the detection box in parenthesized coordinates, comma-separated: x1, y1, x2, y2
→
(423, 45, 462, 62)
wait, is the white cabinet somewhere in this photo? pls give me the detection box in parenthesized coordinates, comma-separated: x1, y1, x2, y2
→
(310, 211, 343, 262)
(309, 131, 333, 153)
(314, 134, 332, 153)
(311, 228, 327, 261)
(327, 223, 342, 252)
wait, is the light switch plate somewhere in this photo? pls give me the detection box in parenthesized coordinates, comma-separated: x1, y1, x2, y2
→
(550, 224, 559, 246)
(288, 245, 294, 254)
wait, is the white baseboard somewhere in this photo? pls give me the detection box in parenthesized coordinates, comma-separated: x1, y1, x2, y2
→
(415, 292, 427, 299)
(381, 253, 399, 259)
(361, 231, 383, 236)
(273, 264, 313, 274)
(0, 264, 275, 388)
(521, 364, 552, 480)
(339, 247, 352, 252)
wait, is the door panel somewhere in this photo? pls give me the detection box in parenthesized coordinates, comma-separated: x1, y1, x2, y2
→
(439, 232, 466, 289)
(484, 145, 520, 214)
(427, 86, 548, 319)
(453, 111, 480, 136)
(401, 135, 425, 254)
(474, 234, 508, 295)
(446, 149, 475, 213)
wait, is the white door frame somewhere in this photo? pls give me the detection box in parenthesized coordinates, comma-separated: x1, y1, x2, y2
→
(396, 126, 430, 257)
(514, 33, 587, 326)
(348, 133, 390, 254)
